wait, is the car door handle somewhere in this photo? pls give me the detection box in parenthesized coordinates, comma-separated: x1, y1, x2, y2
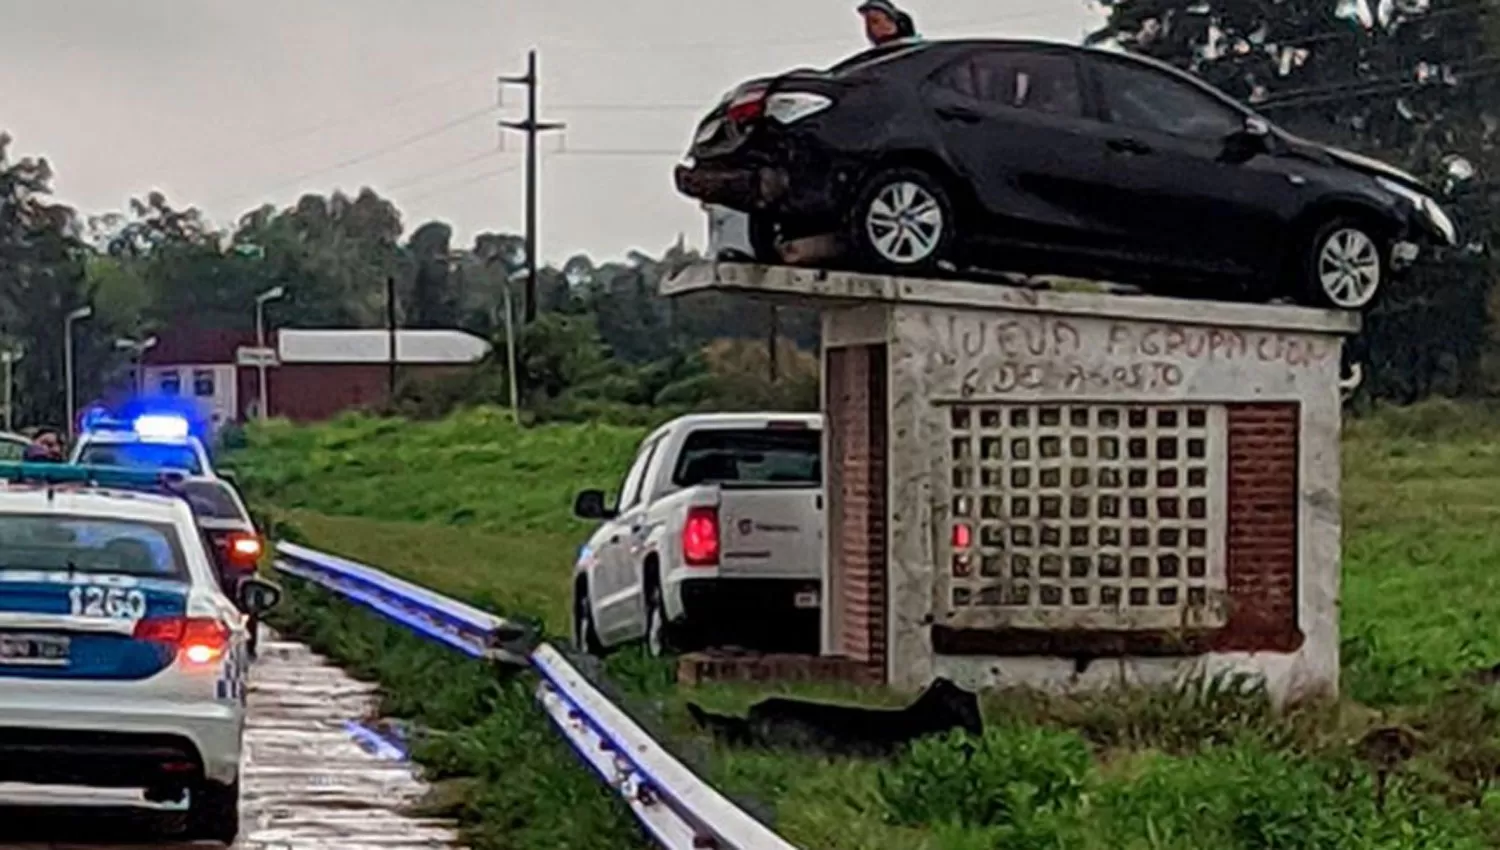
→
(1107, 137, 1152, 155)
(936, 105, 981, 123)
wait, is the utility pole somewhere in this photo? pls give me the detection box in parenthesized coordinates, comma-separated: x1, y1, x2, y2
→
(64, 306, 92, 440)
(499, 50, 564, 324)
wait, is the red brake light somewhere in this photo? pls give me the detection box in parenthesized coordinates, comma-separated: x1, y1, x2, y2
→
(227, 532, 262, 566)
(682, 506, 720, 566)
(726, 87, 766, 123)
(133, 616, 230, 664)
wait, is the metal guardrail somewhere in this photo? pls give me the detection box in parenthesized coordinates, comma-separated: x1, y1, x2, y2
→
(273, 541, 802, 850)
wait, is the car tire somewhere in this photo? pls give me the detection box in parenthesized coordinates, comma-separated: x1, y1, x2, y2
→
(1299, 217, 1387, 310)
(183, 777, 239, 845)
(846, 166, 955, 274)
(573, 582, 606, 656)
(644, 580, 675, 658)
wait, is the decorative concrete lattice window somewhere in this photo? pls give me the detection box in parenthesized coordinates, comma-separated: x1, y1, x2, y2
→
(944, 404, 1229, 631)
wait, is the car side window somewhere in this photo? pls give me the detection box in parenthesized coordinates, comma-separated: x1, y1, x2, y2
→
(932, 50, 1082, 117)
(616, 438, 661, 513)
(1094, 59, 1243, 141)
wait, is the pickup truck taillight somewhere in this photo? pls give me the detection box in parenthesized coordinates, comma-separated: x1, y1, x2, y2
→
(682, 506, 720, 567)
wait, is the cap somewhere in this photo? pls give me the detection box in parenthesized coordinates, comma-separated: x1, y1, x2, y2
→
(858, 0, 900, 16)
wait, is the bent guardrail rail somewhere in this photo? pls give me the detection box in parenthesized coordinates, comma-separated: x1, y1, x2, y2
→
(272, 541, 803, 850)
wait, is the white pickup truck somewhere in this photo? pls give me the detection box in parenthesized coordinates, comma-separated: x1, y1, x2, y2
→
(571, 412, 823, 657)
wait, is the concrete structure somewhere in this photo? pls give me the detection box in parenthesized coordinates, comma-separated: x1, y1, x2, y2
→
(664, 263, 1359, 705)
(138, 327, 490, 425)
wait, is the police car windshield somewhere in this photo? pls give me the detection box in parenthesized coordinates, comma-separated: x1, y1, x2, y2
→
(76, 442, 202, 475)
(182, 480, 248, 522)
(0, 514, 186, 579)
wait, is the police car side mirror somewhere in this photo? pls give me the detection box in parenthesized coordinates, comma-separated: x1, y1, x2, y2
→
(238, 577, 282, 615)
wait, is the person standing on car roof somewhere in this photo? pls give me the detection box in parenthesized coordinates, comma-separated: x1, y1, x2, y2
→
(859, 0, 917, 47)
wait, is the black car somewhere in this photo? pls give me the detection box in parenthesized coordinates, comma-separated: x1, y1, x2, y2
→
(674, 39, 1457, 310)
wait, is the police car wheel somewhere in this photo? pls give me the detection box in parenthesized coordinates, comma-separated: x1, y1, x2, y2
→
(184, 777, 240, 844)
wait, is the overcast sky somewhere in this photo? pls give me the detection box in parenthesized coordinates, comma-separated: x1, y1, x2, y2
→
(1, 1, 1104, 263)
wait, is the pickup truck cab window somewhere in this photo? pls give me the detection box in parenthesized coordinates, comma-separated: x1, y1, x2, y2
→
(617, 436, 662, 512)
(672, 428, 820, 487)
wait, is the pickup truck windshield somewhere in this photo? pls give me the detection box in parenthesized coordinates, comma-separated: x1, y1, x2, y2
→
(672, 428, 820, 487)
(0, 515, 186, 579)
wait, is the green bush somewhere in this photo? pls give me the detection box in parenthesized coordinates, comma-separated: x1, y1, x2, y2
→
(877, 725, 1091, 832)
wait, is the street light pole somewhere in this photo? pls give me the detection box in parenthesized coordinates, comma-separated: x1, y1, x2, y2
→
(503, 269, 522, 424)
(254, 286, 286, 421)
(115, 336, 158, 395)
(64, 305, 93, 439)
(1, 349, 22, 432)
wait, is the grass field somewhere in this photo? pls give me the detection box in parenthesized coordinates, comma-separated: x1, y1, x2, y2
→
(238, 401, 1500, 849)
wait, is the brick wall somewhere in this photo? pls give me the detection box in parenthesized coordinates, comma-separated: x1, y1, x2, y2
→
(932, 401, 1303, 657)
(1214, 403, 1302, 652)
(824, 344, 889, 679)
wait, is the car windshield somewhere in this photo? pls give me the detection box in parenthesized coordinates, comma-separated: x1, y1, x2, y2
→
(673, 428, 821, 487)
(77, 441, 202, 475)
(181, 480, 248, 522)
(0, 514, 186, 579)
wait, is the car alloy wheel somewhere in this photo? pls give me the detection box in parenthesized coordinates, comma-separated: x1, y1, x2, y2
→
(865, 180, 945, 266)
(1315, 226, 1382, 309)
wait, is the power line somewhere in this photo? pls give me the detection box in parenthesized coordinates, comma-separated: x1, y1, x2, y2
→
(403, 164, 520, 204)
(216, 105, 497, 210)
(382, 149, 504, 193)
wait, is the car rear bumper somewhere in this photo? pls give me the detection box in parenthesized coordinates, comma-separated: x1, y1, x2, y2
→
(669, 577, 821, 651)
(675, 150, 847, 221)
(0, 692, 242, 786)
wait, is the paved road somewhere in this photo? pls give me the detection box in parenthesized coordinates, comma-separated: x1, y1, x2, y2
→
(1, 631, 465, 849)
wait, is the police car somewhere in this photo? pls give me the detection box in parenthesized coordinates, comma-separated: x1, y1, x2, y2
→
(0, 462, 280, 844)
(69, 413, 217, 478)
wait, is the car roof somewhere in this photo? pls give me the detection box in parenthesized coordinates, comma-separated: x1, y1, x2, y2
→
(0, 484, 192, 524)
(647, 412, 822, 444)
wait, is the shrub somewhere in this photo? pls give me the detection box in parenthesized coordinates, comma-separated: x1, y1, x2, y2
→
(877, 724, 1091, 833)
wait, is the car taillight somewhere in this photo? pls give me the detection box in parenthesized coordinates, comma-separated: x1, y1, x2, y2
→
(133, 616, 230, 664)
(682, 506, 720, 567)
(726, 87, 767, 123)
(227, 532, 262, 567)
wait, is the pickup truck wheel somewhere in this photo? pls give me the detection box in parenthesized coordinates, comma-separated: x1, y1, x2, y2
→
(645, 582, 674, 658)
(574, 585, 606, 656)
(182, 777, 239, 845)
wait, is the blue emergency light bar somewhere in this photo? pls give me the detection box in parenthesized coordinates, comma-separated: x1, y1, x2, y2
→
(81, 412, 193, 443)
(0, 462, 187, 490)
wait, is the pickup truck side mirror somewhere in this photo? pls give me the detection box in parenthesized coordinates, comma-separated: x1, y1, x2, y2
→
(573, 489, 616, 521)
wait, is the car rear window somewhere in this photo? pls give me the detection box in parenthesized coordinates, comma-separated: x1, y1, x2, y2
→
(672, 428, 821, 487)
(181, 480, 247, 522)
(77, 441, 202, 475)
(0, 515, 186, 579)
(826, 41, 929, 75)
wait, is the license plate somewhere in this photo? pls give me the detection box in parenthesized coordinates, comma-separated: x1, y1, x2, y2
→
(0, 633, 70, 667)
(794, 591, 820, 609)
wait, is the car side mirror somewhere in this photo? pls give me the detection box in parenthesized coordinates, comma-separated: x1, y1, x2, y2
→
(237, 576, 282, 615)
(573, 489, 616, 521)
(1220, 117, 1270, 163)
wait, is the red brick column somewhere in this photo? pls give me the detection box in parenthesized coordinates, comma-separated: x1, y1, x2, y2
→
(824, 344, 889, 678)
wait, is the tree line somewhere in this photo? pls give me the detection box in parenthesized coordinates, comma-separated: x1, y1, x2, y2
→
(1, 0, 1496, 428)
